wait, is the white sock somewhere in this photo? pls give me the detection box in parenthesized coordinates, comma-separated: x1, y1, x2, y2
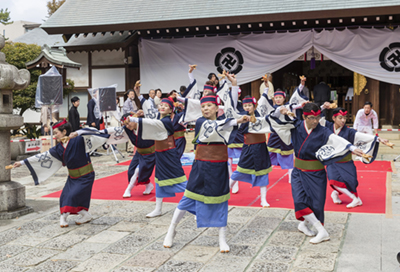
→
(123, 167, 139, 197)
(146, 197, 163, 218)
(260, 186, 270, 207)
(298, 221, 316, 236)
(164, 208, 186, 247)
(143, 182, 154, 195)
(229, 178, 237, 189)
(288, 169, 293, 183)
(310, 221, 330, 244)
(333, 185, 355, 200)
(232, 180, 239, 194)
(303, 213, 319, 225)
(219, 227, 230, 253)
(76, 210, 92, 225)
(228, 158, 233, 178)
(60, 212, 69, 226)
(304, 213, 330, 244)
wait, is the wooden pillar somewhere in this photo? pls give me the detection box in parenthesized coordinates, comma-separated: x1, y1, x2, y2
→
(392, 84, 400, 127)
(390, 84, 396, 125)
(366, 78, 379, 120)
(251, 80, 262, 101)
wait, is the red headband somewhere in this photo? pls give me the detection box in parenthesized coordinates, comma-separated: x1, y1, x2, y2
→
(243, 97, 256, 105)
(52, 119, 67, 130)
(121, 115, 132, 124)
(200, 95, 221, 105)
(333, 110, 347, 117)
(303, 110, 321, 116)
(161, 97, 174, 109)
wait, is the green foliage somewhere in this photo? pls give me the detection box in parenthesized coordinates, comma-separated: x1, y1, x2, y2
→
(2, 42, 41, 70)
(18, 124, 42, 139)
(0, 8, 12, 25)
(2, 42, 42, 115)
(2, 41, 76, 116)
(47, 0, 66, 17)
(64, 78, 76, 97)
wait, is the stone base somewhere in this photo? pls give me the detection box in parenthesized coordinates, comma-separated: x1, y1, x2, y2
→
(0, 181, 26, 212)
(0, 205, 33, 220)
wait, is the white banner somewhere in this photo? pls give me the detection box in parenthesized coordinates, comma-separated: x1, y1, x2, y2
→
(313, 28, 400, 85)
(139, 32, 312, 92)
(139, 28, 400, 92)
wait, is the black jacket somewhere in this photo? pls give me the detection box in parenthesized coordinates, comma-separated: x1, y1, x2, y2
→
(69, 105, 80, 132)
(87, 99, 100, 129)
(313, 83, 331, 105)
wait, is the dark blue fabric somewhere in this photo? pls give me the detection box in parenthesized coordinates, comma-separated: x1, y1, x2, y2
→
(172, 112, 187, 158)
(87, 99, 100, 128)
(269, 152, 294, 169)
(186, 160, 230, 198)
(124, 125, 155, 184)
(177, 196, 228, 228)
(291, 167, 327, 223)
(323, 121, 378, 194)
(139, 116, 187, 197)
(56, 136, 94, 214)
(24, 159, 39, 185)
(160, 115, 174, 136)
(182, 79, 197, 97)
(289, 119, 349, 223)
(232, 141, 271, 187)
(327, 161, 358, 193)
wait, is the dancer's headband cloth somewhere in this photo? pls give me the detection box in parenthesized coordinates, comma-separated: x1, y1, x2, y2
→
(161, 98, 174, 109)
(333, 110, 347, 117)
(52, 119, 67, 129)
(200, 95, 220, 105)
(204, 85, 214, 92)
(243, 97, 256, 105)
(299, 75, 306, 80)
(303, 110, 321, 116)
(274, 91, 286, 98)
(121, 115, 132, 124)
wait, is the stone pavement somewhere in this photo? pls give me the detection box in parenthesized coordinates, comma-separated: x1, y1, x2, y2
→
(1, 149, 399, 271)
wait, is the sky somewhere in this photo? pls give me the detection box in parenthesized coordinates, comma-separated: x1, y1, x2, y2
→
(2, 0, 49, 24)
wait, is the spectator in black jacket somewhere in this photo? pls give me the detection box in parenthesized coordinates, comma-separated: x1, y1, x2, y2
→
(87, 91, 101, 129)
(87, 91, 102, 156)
(69, 96, 80, 131)
(313, 82, 331, 107)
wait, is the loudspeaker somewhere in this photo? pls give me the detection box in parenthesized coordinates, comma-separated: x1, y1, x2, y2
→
(39, 75, 63, 105)
(99, 87, 116, 112)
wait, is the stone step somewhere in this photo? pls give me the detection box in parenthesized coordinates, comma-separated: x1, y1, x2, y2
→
(377, 148, 399, 155)
(378, 133, 400, 140)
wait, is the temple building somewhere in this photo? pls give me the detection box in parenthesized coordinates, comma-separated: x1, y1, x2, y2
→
(39, 0, 400, 126)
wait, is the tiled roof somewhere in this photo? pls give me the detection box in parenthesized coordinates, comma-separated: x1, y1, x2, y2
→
(13, 28, 64, 47)
(61, 31, 132, 47)
(41, 0, 399, 31)
(26, 45, 82, 69)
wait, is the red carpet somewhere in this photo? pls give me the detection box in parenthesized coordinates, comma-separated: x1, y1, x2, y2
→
(43, 161, 390, 214)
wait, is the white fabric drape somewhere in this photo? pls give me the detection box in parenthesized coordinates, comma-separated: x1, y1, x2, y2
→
(313, 28, 400, 85)
(139, 28, 400, 92)
(139, 32, 312, 92)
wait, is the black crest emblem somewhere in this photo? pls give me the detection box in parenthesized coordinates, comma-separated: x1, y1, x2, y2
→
(379, 42, 400, 72)
(214, 47, 244, 75)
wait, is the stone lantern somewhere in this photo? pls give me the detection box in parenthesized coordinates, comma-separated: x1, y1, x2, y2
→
(0, 35, 33, 219)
